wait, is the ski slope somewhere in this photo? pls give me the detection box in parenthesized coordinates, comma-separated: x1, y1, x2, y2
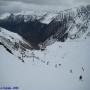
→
(0, 37, 90, 90)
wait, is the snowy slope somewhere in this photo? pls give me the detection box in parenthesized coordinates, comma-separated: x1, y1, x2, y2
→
(0, 33, 90, 90)
(0, 4, 90, 90)
(0, 27, 32, 62)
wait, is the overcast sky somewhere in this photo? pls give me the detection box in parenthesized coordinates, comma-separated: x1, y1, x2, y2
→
(0, 0, 90, 5)
(0, 0, 90, 15)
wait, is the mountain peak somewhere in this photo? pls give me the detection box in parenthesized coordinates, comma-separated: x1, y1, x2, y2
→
(0, 4, 90, 50)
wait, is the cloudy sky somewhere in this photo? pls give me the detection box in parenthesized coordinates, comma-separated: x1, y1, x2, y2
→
(0, 0, 90, 15)
(0, 0, 90, 5)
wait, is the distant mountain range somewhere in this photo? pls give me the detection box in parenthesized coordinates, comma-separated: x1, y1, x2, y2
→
(0, 4, 90, 51)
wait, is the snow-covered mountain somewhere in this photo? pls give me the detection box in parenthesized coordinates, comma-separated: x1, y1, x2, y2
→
(0, 4, 90, 50)
(0, 22, 90, 90)
(0, 4, 90, 61)
(0, 4, 90, 90)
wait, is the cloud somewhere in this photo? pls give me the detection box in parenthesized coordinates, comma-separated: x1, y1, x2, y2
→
(1, 0, 90, 5)
(0, 0, 90, 15)
(1, 0, 90, 7)
(77, 0, 90, 3)
(0, 0, 74, 15)
(72, 0, 90, 6)
(0, 1, 22, 15)
(0, 0, 74, 5)
(0, 0, 90, 5)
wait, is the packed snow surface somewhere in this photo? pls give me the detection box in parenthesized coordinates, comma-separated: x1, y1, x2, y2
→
(0, 36, 90, 90)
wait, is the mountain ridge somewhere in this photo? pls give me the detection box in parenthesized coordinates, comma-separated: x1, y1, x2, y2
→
(0, 4, 90, 50)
